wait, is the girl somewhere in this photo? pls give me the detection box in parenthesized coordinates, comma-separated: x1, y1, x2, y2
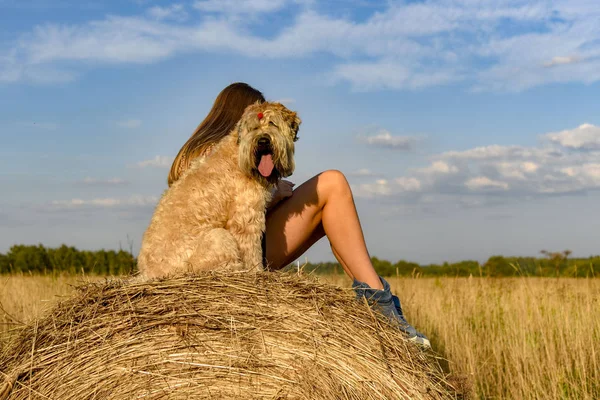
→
(168, 82, 430, 348)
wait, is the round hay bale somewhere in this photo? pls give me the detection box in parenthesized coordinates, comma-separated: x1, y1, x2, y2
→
(1, 270, 459, 399)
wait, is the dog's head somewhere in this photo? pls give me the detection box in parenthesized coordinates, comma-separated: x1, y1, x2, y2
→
(235, 101, 301, 186)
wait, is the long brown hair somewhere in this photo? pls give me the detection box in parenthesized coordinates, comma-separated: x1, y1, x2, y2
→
(168, 82, 266, 186)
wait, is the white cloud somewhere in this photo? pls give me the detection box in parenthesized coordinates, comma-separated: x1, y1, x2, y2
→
(409, 160, 462, 189)
(543, 55, 583, 68)
(135, 155, 173, 168)
(559, 163, 600, 184)
(18, 17, 201, 66)
(465, 176, 510, 191)
(359, 130, 416, 150)
(147, 4, 188, 21)
(351, 179, 392, 199)
(77, 177, 129, 186)
(544, 123, 600, 150)
(117, 119, 142, 128)
(473, 16, 600, 92)
(351, 177, 421, 199)
(2, 0, 600, 90)
(333, 61, 460, 91)
(417, 160, 459, 175)
(51, 195, 158, 209)
(440, 145, 558, 161)
(349, 168, 379, 177)
(0, 50, 77, 83)
(495, 161, 539, 180)
(395, 177, 421, 192)
(353, 122, 600, 201)
(193, 0, 288, 14)
(522, 161, 539, 173)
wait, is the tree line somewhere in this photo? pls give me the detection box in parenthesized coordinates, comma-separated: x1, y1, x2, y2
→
(0, 244, 598, 277)
(296, 250, 599, 278)
(0, 244, 136, 275)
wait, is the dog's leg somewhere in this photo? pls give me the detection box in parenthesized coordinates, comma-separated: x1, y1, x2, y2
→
(187, 228, 243, 272)
(227, 204, 266, 270)
(232, 229, 264, 270)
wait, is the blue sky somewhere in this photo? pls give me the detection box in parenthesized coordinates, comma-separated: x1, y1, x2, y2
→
(1, 0, 600, 264)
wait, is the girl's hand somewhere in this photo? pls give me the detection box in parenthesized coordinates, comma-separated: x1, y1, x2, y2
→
(267, 180, 295, 209)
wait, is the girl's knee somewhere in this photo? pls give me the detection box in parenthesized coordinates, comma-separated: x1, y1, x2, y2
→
(318, 169, 351, 197)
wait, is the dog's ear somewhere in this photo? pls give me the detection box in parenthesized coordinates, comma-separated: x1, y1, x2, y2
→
(284, 110, 301, 142)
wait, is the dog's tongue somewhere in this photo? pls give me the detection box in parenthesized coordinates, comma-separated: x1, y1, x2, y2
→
(258, 154, 274, 177)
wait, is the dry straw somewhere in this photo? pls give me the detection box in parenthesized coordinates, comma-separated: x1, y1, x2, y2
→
(1, 269, 461, 399)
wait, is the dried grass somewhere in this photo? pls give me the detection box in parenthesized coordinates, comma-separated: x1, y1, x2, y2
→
(0, 269, 461, 399)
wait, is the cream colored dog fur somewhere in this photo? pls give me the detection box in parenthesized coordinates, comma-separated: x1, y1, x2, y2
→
(137, 102, 301, 279)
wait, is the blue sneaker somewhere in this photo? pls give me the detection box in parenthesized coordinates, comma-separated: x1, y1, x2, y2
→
(352, 276, 431, 349)
(391, 293, 431, 348)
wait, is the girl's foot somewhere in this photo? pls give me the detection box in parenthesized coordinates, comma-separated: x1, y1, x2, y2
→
(353, 276, 431, 349)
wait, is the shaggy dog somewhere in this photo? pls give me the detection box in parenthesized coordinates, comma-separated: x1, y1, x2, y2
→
(137, 102, 301, 279)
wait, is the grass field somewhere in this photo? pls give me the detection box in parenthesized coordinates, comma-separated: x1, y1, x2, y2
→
(0, 274, 102, 345)
(1, 273, 599, 399)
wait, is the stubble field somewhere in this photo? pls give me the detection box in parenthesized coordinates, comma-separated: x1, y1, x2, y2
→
(1, 274, 598, 399)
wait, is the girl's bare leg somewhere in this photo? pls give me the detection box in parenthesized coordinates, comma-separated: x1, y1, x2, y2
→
(264, 170, 383, 290)
(265, 173, 431, 347)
